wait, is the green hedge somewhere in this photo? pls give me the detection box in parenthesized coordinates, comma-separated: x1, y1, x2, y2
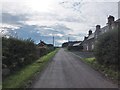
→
(3, 49, 58, 88)
(2, 37, 55, 76)
(94, 29, 118, 70)
(2, 37, 38, 72)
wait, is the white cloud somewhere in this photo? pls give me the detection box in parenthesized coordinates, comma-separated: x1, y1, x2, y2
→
(0, 23, 20, 37)
(55, 34, 64, 37)
(56, 39, 68, 44)
(0, 24, 20, 30)
(1, 0, 119, 46)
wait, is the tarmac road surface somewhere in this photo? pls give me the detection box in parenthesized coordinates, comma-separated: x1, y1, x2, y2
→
(31, 48, 118, 88)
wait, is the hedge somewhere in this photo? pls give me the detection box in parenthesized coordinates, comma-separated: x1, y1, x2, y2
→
(2, 37, 38, 72)
(2, 37, 54, 77)
(94, 29, 118, 70)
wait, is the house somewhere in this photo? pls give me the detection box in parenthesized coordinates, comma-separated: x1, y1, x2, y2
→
(82, 15, 120, 51)
(81, 30, 95, 51)
(67, 41, 83, 50)
(38, 40, 47, 48)
(62, 42, 69, 47)
(37, 40, 47, 57)
(94, 15, 120, 39)
(37, 40, 54, 48)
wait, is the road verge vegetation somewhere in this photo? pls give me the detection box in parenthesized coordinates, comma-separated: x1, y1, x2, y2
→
(81, 57, 118, 82)
(2, 37, 55, 78)
(3, 49, 59, 88)
(93, 29, 118, 83)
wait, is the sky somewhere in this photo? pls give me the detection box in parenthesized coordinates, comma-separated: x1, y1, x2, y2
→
(0, 0, 119, 46)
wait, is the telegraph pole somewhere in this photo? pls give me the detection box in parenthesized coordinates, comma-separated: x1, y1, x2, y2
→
(68, 34, 71, 42)
(53, 36, 54, 47)
(68, 37, 69, 42)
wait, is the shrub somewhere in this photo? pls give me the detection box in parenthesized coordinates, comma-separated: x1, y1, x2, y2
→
(94, 29, 118, 70)
(2, 37, 38, 72)
(2, 37, 55, 76)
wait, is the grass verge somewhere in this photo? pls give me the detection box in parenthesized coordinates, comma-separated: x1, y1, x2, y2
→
(81, 57, 119, 81)
(3, 48, 59, 88)
(0, 84, 2, 90)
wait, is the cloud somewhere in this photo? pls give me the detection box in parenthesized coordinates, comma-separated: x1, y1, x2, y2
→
(1, 0, 119, 46)
(57, 17, 81, 22)
(57, 40, 68, 44)
(2, 24, 72, 46)
(0, 23, 21, 37)
(118, 1, 120, 18)
(2, 13, 28, 25)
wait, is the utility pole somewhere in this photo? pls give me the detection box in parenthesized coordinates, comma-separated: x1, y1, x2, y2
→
(68, 34, 71, 42)
(53, 36, 54, 47)
(68, 37, 70, 42)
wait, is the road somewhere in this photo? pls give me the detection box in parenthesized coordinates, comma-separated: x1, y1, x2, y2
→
(31, 48, 118, 88)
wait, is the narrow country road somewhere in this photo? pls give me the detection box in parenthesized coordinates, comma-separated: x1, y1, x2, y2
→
(31, 48, 118, 88)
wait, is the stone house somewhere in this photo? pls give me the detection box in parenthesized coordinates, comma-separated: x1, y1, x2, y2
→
(81, 30, 95, 51)
(81, 15, 119, 51)
(94, 15, 120, 39)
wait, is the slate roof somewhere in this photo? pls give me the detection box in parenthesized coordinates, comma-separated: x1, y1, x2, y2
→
(87, 33, 95, 40)
(73, 42, 81, 46)
(100, 26, 108, 34)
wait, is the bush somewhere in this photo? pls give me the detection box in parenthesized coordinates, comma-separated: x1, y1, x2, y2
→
(94, 29, 118, 70)
(2, 37, 55, 76)
(2, 37, 38, 73)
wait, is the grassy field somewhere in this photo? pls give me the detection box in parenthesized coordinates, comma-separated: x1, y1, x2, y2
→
(81, 57, 118, 81)
(3, 48, 59, 88)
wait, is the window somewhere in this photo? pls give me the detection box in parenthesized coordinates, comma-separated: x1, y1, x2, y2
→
(87, 45, 88, 51)
(112, 25, 114, 30)
(92, 43, 94, 50)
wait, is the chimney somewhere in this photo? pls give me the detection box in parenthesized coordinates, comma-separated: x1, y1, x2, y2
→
(108, 15, 115, 25)
(96, 25, 101, 30)
(84, 36, 88, 40)
(88, 30, 92, 36)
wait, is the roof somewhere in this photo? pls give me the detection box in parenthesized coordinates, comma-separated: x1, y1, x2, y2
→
(73, 42, 81, 46)
(114, 19, 120, 23)
(68, 41, 82, 46)
(87, 33, 95, 40)
(100, 26, 108, 33)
